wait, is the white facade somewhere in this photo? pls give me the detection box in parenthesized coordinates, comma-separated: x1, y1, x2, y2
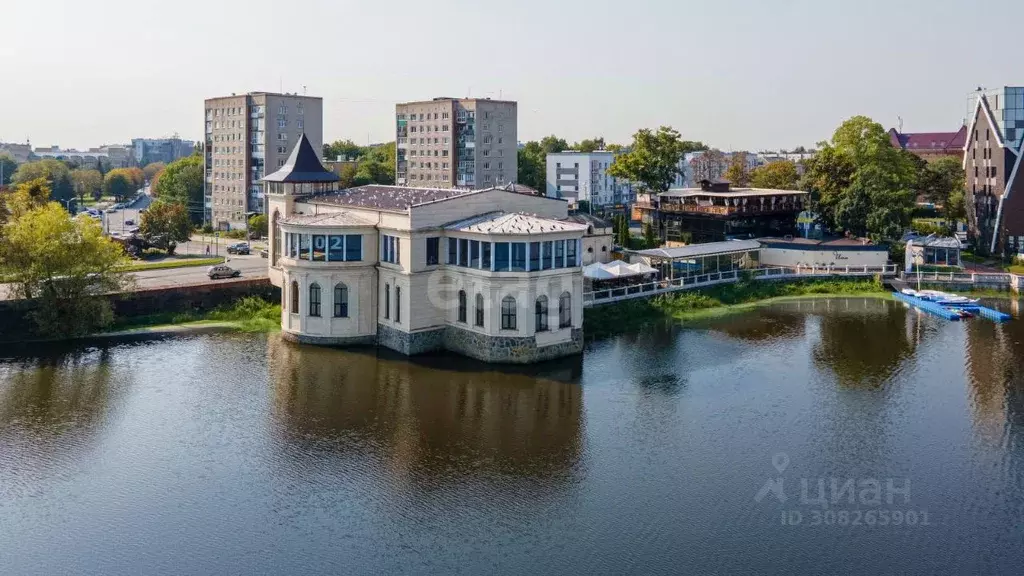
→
(267, 184, 588, 363)
(546, 151, 634, 207)
(759, 242, 889, 269)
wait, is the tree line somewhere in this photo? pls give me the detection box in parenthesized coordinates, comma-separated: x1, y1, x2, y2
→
(322, 140, 397, 187)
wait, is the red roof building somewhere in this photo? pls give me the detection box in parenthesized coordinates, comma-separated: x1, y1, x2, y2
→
(888, 126, 967, 162)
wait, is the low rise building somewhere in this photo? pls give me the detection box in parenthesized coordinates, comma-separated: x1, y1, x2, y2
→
(266, 135, 587, 364)
(758, 237, 889, 269)
(904, 236, 962, 272)
(546, 151, 634, 207)
(634, 180, 807, 244)
(564, 213, 614, 265)
(0, 142, 33, 163)
(888, 126, 967, 162)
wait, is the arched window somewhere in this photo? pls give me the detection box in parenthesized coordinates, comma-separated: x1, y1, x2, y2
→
(535, 295, 548, 332)
(501, 295, 517, 330)
(290, 280, 299, 313)
(309, 283, 321, 317)
(559, 292, 572, 328)
(474, 293, 484, 327)
(457, 290, 467, 323)
(333, 283, 348, 317)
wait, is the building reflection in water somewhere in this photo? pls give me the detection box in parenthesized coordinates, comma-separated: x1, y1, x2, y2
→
(266, 334, 585, 486)
(964, 305, 1024, 446)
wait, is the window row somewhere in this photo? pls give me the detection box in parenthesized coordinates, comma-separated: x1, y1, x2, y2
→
(285, 233, 363, 262)
(457, 291, 571, 331)
(289, 281, 349, 318)
(444, 238, 579, 271)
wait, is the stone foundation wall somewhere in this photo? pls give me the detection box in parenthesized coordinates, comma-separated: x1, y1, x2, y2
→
(376, 324, 445, 356)
(443, 326, 584, 364)
(282, 331, 376, 347)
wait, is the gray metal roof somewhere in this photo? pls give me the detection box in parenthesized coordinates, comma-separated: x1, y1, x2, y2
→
(262, 133, 339, 183)
(632, 239, 762, 259)
(309, 185, 479, 211)
(907, 235, 962, 249)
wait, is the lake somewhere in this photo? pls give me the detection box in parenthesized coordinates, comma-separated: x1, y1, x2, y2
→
(2, 297, 1024, 575)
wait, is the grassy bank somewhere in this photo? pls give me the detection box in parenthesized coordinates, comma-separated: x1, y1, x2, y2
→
(120, 257, 225, 272)
(109, 296, 281, 333)
(585, 277, 887, 339)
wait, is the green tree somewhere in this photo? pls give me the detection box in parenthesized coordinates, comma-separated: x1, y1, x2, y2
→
(724, 152, 752, 187)
(139, 201, 191, 254)
(152, 155, 204, 223)
(690, 149, 728, 182)
(103, 170, 134, 202)
(642, 221, 659, 247)
(248, 214, 268, 237)
(918, 156, 966, 212)
(323, 139, 364, 160)
(143, 162, 166, 182)
(801, 116, 916, 242)
(0, 154, 16, 187)
(517, 141, 547, 191)
(605, 143, 625, 153)
(608, 126, 692, 193)
(352, 142, 395, 185)
(573, 137, 606, 152)
(70, 168, 103, 203)
(750, 160, 799, 189)
(338, 163, 359, 189)
(539, 135, 569, 155)
(0, 202, 129, 336)
(12, 159, 74, 207)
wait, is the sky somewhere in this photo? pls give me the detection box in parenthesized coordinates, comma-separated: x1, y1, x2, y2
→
(2, 0, 1021, 152)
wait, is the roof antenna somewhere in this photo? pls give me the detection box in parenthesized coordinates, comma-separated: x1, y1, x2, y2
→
(303, 84, 307, 95)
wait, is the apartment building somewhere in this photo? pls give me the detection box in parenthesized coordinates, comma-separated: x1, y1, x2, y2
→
(545, 151, 634, 207)
(963, 87, 1024, 255)
(204, 92, 323, 229)
(132, 136, 195, 166)
(396, 97, 517, 189)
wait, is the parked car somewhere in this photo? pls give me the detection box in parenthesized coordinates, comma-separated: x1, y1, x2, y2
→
(124, 219, 135, 226)
(207, 265, 241, 280)
(226, 242, 250, 255)
(259, 249, 269, 259)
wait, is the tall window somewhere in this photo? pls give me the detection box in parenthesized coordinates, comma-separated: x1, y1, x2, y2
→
(384, 284, 390, 319)
(427, 237, 440, 265)
(559, 292, 572, 328)
(395, 287, 402, 323)
(334, 283, 349, 318)
(381, 235, 400, 264)
(495, 242, 510, 271)
(309, 283, 322, 317)
(290, 281, 299, 313)
(535, 296, 548, 332)
(567, 240, 577, 266)
(529, 242, 541, 271)
(448, 238, 458, 264)
(475, 293, 484, 327)
(345, 235, 362, 261)
(458, 290, 467, 323)
(511, 242, 526, 271)
(501, 296, 517, 330)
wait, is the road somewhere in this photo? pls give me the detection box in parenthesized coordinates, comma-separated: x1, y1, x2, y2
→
(101, 192, 152, 235)
(131, 252, 268, 290)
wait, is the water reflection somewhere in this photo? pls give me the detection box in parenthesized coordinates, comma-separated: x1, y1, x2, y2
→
(964, 313, 1024, 444)
(266, 335, 585, 482)
(811, 299, 917, 388)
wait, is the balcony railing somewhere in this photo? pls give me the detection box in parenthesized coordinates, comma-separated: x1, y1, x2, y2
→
(658, 203, 802, 216)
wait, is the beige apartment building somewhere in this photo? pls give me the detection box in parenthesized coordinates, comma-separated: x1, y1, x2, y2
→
(204, 92, 323, 229)
(396, 97, 517, 189)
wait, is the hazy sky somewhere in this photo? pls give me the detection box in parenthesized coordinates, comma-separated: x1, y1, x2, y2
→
(2, 0, 1021, 151)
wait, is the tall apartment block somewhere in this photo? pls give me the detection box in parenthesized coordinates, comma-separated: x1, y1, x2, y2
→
(204, 92, 323, 229)
(545, 151, 634, 207)
(396, 98, 517, 189)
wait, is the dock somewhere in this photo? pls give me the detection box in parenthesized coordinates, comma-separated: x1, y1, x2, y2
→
(892, 292, 1011, 323)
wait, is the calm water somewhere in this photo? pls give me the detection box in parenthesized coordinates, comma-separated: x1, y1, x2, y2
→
(2, 298, 1024, 575)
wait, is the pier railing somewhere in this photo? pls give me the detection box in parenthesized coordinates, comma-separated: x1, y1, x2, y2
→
(583, 264, 898, 306)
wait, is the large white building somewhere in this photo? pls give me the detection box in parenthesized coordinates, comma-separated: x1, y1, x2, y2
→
(265, 135, 589, 364)
(545, 151, 634, 207)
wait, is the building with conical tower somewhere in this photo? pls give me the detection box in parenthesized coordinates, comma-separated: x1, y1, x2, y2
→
(263, 134, 587, 364)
